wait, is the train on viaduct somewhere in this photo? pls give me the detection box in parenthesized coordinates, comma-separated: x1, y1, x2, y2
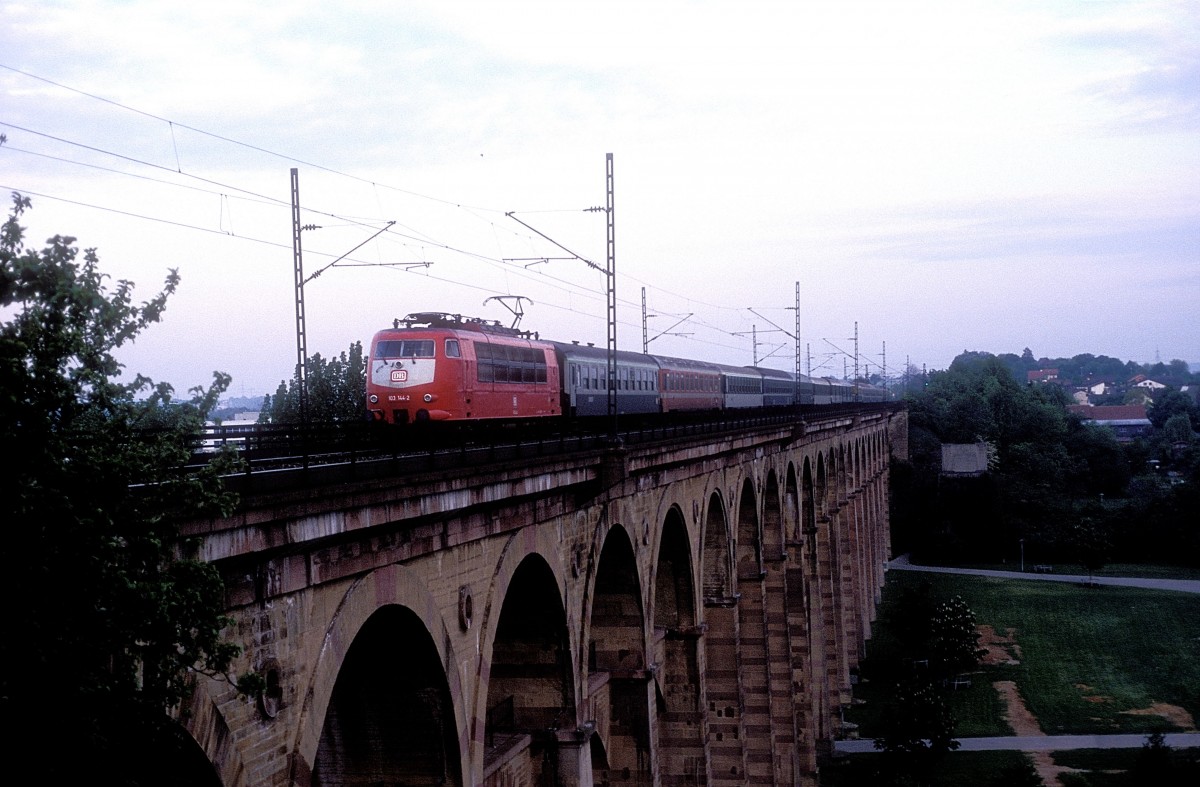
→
(178, 405, 906, 786)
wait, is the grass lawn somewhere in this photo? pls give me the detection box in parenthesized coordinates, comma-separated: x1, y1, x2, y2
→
(1052, 747, 1200, 786)
(819, 750, 1031, 787)
(850, 571, 1200, 737)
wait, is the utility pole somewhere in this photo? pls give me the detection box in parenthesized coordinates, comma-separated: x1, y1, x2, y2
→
(794, 281, 802, 409)
(641, 287, 648, 355)
(882, 341, 888, 400)
(289, 168, 310, 465)
(506, 155, 615, 439)
(854, 320, 860, 401)
(604, 153, 617, 441)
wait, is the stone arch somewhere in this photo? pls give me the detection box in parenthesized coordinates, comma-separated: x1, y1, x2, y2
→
(758, 466, 799, 783)
(825, 444, 852, 718)
(701, 489, 731, 600)
(485, 551, 576, 785)
(762, 468, 783, 560)
(784, 459, 818, 777)
(291, 563, 467, 785)
(313, 604, 464, 786)
(814, 452, 828, 521)
(858, 439, 866, 490)
(735, 476, 761, 579)
(652, 503, 705, 787)
(589, 525, 646, 672)
(735, 474, 773, 780)
(802, 456, 816, 551)
(653, 505, 698, 632)
(182, 681, 247, 786)
(835, 444, 848, 503)
(588, 524, 651, 785)
(652, 505, 704, 784)
(701, 483, 747, 782)
(807, 452, 836, 744)
(785, 462, 800, 545)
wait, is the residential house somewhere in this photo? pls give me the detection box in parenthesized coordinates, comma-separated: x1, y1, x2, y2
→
(1027, 369, 1059, 384)
(1067, 404, 1153, 442)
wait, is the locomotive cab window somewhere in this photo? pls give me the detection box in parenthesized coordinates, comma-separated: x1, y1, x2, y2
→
(375, 340, 434, 358)
(445, 339, 461, 358)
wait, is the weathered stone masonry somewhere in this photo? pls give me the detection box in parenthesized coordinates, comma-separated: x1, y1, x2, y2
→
(179, 407, 904, 786)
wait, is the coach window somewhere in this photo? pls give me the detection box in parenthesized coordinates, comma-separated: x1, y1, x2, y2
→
(445, 339, 460, 358)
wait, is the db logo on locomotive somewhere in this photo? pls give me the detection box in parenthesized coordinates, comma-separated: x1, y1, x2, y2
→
(390, 369, 408, 382)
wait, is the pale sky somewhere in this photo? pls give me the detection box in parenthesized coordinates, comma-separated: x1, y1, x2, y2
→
(3, 0, 1198, 397)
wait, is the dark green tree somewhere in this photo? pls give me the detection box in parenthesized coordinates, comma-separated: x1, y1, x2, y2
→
(989, 758, 1042, 787)
(1150, 390, 1200, 432)
(0, 193, 251, 782)
(260, 341, 366, 424)
(928, 595, 986, 680)
(864, 581, 983, 784)
(902, 352, 1083, 559)
(1124, 731, 1197, 786)
(1063, 417, 1130, 497)
(884, 581, 984, 684)
(873, 679, 960, 782)
(1069, 515, 1111, 584)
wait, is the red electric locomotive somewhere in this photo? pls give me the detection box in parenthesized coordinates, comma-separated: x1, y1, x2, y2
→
(366, 313, 561, 424)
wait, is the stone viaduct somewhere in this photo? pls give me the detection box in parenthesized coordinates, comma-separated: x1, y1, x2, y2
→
(180, 406, 906, 786)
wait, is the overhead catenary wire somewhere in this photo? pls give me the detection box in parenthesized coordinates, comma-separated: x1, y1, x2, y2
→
(2, 64, 812, 361)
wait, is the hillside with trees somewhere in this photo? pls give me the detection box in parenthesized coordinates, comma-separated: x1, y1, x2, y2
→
(894, 350, 1199, 569)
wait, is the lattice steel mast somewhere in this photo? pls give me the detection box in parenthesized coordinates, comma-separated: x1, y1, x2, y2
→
(290, 168, 309, 434)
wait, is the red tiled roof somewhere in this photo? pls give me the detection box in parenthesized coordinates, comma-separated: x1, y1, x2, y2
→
(1067, 404, 1148, 421)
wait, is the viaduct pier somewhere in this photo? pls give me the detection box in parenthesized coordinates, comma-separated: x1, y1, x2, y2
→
(181, 405, 906, 786)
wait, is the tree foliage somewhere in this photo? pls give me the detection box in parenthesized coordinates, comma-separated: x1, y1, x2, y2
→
(866, 581, 983, 783)
(873, 679, 960, 780)
(259, 341, 366, 424)
(884, 581, 984, 684)
(896, 348, 1200, 565)
(1068, 516, 1111, 583)
(0, 194, 248, 781)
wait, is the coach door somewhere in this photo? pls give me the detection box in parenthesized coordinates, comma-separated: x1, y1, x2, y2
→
(444, 337, 470, 418)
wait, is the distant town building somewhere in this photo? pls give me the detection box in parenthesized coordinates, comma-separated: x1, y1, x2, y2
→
(1128, 375, 1166, 391)
(941, 442, 991, 477)
(1027, 369, 1059, 384)
(1067, 404, 1153, 442)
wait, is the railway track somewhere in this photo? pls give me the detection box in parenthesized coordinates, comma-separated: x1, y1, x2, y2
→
(187, 403, 900, 494)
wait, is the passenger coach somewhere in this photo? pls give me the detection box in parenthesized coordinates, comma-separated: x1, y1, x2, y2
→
(551, 341, 660, 417)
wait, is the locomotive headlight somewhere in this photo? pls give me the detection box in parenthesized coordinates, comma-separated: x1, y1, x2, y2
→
(369, 394, 379, 404)
(423, 393, 436, 403)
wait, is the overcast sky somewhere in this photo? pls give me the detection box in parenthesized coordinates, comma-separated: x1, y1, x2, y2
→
(3, 0, 1198, 397)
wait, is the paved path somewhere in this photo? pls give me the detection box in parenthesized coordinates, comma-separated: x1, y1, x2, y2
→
(887, 553, 1200, 594)
(834, 732, 1200, 754)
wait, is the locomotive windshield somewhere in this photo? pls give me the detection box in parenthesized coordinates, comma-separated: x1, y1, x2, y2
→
(375, 340, 435, 358)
